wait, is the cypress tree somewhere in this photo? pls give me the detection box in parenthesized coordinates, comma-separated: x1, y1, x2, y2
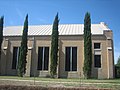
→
(17, 14, 28, 77)
(50, 13, 59, 78)
(115, 56, 120, 77)
(0, 16, 4, 57)
(83, 12, 92, 79)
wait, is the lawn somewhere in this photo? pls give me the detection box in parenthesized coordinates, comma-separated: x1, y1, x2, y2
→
(0, 76, 120, 90)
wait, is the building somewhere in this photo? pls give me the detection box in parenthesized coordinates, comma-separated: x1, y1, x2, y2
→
(0, 22, 114, 79)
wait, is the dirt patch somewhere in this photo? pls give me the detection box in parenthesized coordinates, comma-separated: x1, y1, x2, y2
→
(0, 79, 113, 90)
(0, 85, 112, 90)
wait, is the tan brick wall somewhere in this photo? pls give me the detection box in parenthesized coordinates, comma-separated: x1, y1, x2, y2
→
(58, 35, 84, 78)
(0, 31, 114, 79)
(30, 36, 51, 77)
(92, 40, 108, 79)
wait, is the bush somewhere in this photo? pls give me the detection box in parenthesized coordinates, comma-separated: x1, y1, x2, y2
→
(115, 65, 120, 78)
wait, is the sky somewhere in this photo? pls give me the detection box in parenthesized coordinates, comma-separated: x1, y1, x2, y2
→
(0, 0, 120, 64)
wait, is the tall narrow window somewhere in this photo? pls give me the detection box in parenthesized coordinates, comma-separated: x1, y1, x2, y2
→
(65, 47, 70, 71)
(37, 47, 49, 70)
(12, 47, 19, 69)
(94, 55, 101, 68)
(72, 47, 77, 71)
(44, 47, 49, 70)
(37, 47, 43, 70)
(65, 47, 77, 71)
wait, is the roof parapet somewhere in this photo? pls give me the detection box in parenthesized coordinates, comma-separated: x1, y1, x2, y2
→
(100, 22, 107, 26)
(103, 30, 113, 40)
(100, 22, 110, 30)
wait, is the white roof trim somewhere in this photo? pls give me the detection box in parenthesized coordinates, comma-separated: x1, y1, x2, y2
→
(28, 47, 32, 50)
(3, 47, 7, 50)
(107, 47, 112, 50)
(107, 37, 112, 40)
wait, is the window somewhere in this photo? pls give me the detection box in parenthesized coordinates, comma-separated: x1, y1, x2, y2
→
(94, 43, 100, 49)
(12, 47, 19, 69)
(94, 55, 101, 68)
(37, 47, 49, 70)
(65, 47, 77, 71)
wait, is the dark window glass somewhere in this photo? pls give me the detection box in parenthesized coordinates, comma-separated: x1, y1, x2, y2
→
(65, 47, 70, 71)
(65, 47, 77, 71)
(72, 47, 77, 71)
(37, 47, 43, 70)
(94, 55, 101, 68)
(12, 47, 19, 69)
(94, 43, 100, 49)
(44, 47, 49, 70)
(37, 47, 49, 70)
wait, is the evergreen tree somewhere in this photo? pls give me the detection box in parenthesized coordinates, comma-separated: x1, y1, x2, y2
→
(115, 56, 120, 78)
(116, 56, 120, 67)
(50, 13, 59, 78)
(0, 16, 4, 57)
(83, 12, 92, 79)
(17, 14, 28, 77)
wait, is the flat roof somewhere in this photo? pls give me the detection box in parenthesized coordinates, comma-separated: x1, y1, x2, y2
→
(3, 22, 110, 36)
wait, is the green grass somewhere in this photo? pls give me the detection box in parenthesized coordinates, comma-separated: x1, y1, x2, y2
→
(0, 76, 120, 89)
(1, 76, 120, 84)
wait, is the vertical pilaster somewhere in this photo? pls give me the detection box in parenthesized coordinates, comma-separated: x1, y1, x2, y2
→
(0, 39, 9, 75)
(107, 39, 114, 78)
(56, 38, 60, 78)
(104, 31, 114, 78)
(25, 38, 34, 76)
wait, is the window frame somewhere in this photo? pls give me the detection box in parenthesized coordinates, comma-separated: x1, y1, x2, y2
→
(12, 47, 19, 69)
(94, 43, 101, 50)
(65, 47, 77, 71)
(37, 46, 49, 71)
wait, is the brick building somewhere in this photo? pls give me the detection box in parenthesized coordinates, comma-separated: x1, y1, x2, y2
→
(0, 22, 114, 79)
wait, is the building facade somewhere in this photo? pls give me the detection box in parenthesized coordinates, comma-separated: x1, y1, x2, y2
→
(0, 22, 114, 79)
